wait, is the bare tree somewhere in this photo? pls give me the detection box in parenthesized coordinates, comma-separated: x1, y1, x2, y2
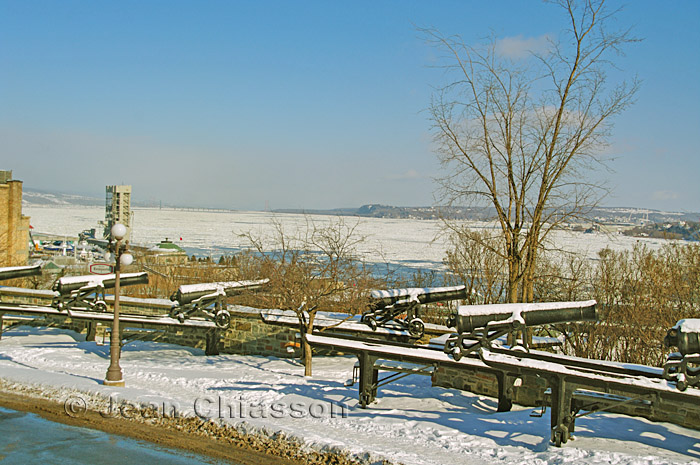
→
(427, 0, 639, 302)
(241, 217, 370, 376)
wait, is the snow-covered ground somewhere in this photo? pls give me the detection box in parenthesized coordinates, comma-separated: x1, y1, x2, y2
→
(24, 206, 679, 269)
(1, 326, 699, 465)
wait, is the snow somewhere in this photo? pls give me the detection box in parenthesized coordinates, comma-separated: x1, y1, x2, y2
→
(13, 206, 700, 462)
(0, 304, 215, 327)
(370, 285, 466, 300)
(677, 320, 700, 333)
(55, 272, 147, 287)
(457, 300, 597, 317)
(23, 206, 686, 269)
(2, 326, 699, 464)
(176, 279, 269, 296)
(0, 265, 41, 274)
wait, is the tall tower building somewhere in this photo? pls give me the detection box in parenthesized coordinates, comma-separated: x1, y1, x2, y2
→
(104, 185, 132, 241)
(0, 170, 30, 266)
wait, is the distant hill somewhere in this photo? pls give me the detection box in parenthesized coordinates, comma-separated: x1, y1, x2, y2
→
(275, 204, 700, 224)
(21, 188, 699, 225)
(22, 188, 155, 209)
(622, 221, 700, 241)
(22, 189, 104, 207)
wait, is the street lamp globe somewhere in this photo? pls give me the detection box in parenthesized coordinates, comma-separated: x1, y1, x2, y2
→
(111, 223, 127, 240)
(120, 253, 134, 266)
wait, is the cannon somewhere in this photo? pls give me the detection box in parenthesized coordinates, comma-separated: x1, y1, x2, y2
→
(444, 300, 598, 360)
(52, 272, 149, 312)
(663, 319, 700, 391)
(0, 265, 42, 281)
(361, 285, 468, 338)
(169, 279, 269, 329)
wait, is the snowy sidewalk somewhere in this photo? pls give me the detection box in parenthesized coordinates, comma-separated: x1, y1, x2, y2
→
(1, 326, 699, 465)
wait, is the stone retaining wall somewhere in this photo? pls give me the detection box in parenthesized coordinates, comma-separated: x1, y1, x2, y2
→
(0, 287, 297, 358)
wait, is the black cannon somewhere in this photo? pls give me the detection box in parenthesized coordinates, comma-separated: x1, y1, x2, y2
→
(663, 319, 700, 391)
(444, 300, 598, 360)
(52, 272, 149, 312)
(169, 279, 269, 329)
(0, 265, 42, 281)
(361, 285, 468, 338)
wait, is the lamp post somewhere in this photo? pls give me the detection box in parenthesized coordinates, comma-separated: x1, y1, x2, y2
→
(103, 223, 133, 387)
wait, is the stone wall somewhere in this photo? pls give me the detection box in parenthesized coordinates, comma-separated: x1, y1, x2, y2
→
(0, 287, 297, 358)
(0, 173, 30, 266)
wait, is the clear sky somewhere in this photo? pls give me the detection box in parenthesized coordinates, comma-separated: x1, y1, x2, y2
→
(1, 1, 698, 212)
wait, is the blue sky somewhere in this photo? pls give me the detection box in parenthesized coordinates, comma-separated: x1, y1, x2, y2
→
(1, 1, 698, 212)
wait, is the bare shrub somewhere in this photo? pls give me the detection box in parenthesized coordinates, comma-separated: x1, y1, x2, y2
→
(443, 228, 506, 305)
(543, 243, 700, 366)
(240, 217, 372, 376)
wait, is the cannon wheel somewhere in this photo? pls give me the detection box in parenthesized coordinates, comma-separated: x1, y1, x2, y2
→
(94, 301, 107, 313)
(359, 393, 371, 408)
(552, 424, 569, 447)
(215, 310, 231, 329)
(451, 346, 463, 362)
(362, 315, 378, 331)
(408, 318, 425, 338)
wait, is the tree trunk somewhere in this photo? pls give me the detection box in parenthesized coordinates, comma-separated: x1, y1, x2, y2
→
(507, 257, 521, 347)
(303, 312, 316, 377)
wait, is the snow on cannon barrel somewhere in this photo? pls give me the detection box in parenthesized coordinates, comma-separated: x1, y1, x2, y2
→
(444, 300, 597, 361)
(169, 279, 269, 329)
(361, 285, 469, 338)
(663, 319, 700, 391)
(452, 300, 598, 334)
(51, 272, 149, 312)
(170, 279, 269, 306)
(0, 264, 42, 281)
(369, 285, 469, 309)
(53, 272, 149, 294)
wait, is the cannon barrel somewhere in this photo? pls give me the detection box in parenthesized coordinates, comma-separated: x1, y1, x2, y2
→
(0, 265, 42, 281)
(453, 300, 597, 333)
(369, 285, 468, 309)
(664, 319, 700, 356)
(171, 279, 269, 305)
(53, 272, 149, 294)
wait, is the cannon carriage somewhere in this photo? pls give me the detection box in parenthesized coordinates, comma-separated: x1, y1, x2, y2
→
(443, 300, 598, 360)
(361, 285, 468, 338)
(169, 279, 269, 329)
(51, 272, 149, 313)
(663, 319, 700, 391)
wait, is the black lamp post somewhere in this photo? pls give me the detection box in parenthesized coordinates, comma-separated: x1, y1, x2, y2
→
(103, 223, 133, 387)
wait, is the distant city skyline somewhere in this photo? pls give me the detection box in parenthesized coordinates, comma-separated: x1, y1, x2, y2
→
(2, 1, 699, 212)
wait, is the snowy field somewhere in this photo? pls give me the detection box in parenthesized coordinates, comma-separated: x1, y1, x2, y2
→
(24, 206, 679, 270)
(1, 326, 699, 465)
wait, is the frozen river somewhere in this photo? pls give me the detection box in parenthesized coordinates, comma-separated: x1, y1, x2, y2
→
(25, 205, 676, 271)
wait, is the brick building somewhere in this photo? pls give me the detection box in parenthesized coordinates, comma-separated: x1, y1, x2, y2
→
(0, 170, 30, 266)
